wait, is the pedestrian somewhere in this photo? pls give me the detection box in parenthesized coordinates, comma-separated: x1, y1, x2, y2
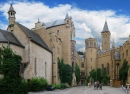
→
(126, 83, 130, 94)
(99, 83, 102, 90)
(94, 81, 97, 90)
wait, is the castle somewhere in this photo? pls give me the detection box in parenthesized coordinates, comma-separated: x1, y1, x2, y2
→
(84, 20, 130, 87)
(0, 4, 130, 87)
(0, 4, 80, 86)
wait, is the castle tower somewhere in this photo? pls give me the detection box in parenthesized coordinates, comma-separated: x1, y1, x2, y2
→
(8, 4, 16, 26)
(101, 21, 111, 50)
(85, 38, 97, 76)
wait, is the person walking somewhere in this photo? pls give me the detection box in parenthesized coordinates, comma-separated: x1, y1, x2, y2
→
(126, 83, 130, 94)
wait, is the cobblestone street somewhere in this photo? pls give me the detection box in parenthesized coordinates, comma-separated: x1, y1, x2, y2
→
(29, 86, 127, 94)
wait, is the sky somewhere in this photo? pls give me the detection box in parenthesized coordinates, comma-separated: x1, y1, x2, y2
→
(0, 0, 130, 51)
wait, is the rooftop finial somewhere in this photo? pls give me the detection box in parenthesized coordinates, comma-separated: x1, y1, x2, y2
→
(38, 18, 40, 23)
(112, 39, 115, 48)
(65, 12, 69, 19)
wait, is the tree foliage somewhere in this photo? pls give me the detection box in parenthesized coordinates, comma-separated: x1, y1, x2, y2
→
(89, 69, 96, 82)
(0, 46, 24, 94)
(58, 59, 73, 85)
(75, 63, 81, 84)
(88, 68, 110, 84)
(77, 51, 84, 55)
(119, 59, 129, 85)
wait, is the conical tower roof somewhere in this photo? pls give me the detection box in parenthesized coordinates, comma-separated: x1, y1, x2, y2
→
(102, 21, 109, 32)
(65, 13, 69, 19)
(8, 4, 15, 13)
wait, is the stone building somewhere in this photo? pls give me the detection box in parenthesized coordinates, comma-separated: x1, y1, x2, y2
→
(32, 13, 76, 85)
(85, 21, 123, 87)
(0, 4, 53, 84)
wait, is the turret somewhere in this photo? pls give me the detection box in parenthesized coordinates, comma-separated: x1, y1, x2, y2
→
(8, 4, 16, 26)
(101, 21, 111, 50)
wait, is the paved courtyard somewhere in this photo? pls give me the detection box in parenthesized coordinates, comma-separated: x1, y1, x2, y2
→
(28, 86, 128, 94)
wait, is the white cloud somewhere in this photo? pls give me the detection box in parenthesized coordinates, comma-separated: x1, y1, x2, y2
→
(0, 1, 130, 51)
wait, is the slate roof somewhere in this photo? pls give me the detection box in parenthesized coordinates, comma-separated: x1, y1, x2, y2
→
(16, 23, 51, 52)
(0, 29, 24, 47)
(102, 21, 109, 32)
(8, 4, 15, 13)
(43, 19, 65, 28)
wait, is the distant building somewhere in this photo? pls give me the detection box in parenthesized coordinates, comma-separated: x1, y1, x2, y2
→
(84, 20, 129, 87)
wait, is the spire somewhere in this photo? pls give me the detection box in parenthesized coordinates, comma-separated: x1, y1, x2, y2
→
(8, 4, 16, 26)
(65, 12, 69, 19)
(8, 4, 15, 13)
(38, 18, 40, 23)
(112, 39, 115, 48)
(102, 20, 109, 32)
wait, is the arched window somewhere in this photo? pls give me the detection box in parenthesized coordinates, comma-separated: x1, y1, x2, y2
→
(90, 42, 92, 47)
(107, 63, 109, 75)
(94, 43, 96, 47)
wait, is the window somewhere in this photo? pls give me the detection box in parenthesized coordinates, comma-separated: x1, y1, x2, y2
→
(91, 58, 92, 61)
(91, 49, 92, 52)
(126, 50, 128, 56)
(45, 62, 47, 76)
(122, 53, 124, 59)
(90, 42, 92, 47)
(57, 30, 59, 35)
(34, 58, 37, 75)
(94, 43, 96, 47)
(81, 63, 84, 68)
(57, 47, 59, 54)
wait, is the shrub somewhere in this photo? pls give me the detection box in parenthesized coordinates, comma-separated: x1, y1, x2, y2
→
(60, 83, 67, 89)
(53, 84, 61, 89)
(28, 77, 48, 92)
(52, 83, 67, 90)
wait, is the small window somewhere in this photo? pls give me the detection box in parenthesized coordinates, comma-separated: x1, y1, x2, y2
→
(45, 62, 47, 76)
(126, 50, 128, 56)
(81, 63, 84, 68)
(57, 30, 59, 35)
(91, 58, 92, 61)
(34, 58, 37, 75)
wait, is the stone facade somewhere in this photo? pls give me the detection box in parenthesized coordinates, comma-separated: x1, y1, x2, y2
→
(32, 14, 76, 85)
(85, 21, 123, 87)
(1, 5, 53, 84)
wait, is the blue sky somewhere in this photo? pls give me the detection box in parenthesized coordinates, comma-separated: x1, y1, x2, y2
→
(0, 0, 130, 51)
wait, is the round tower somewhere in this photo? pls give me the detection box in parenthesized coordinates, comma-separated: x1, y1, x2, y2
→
(85, 38, 97, 76)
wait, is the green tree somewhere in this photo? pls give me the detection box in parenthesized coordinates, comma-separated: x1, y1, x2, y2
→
(119, 59, 129, 85)
(58, 59, 73, 85)
(0, 46, 24, 94)
(89, 69, 96, 82)
(95, 68, 102, 82)
(102, 68, 110, 85)
(75, 63, 81, 84)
